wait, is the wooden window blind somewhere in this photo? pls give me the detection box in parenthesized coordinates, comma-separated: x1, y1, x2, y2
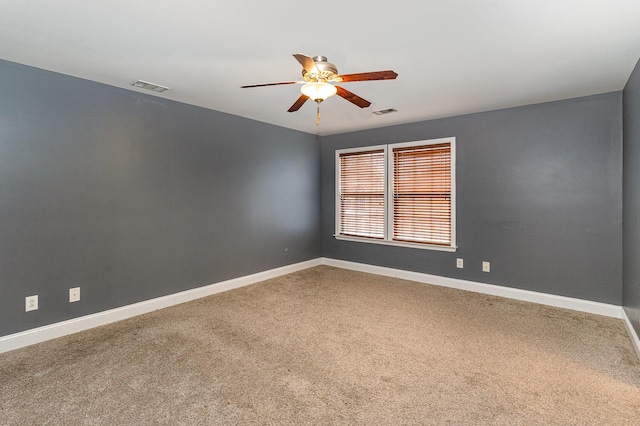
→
(392, 143, 452, 246)
(338, 149, 386, 239)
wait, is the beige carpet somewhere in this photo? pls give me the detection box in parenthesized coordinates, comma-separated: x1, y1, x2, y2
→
(1, 266, 639, 425)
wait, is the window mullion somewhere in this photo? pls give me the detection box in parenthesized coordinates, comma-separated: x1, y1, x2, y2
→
(385, 144, 393, 242)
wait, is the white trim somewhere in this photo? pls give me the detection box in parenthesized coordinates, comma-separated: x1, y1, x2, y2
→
(622, 309, 640, 361)
(335, 144, 388, 155)
(0, 259, 321, 354)
(2, 257, 631, 358)
(449, 140, 457, 247)
(320, 258, 623, 318)
(334, 234, 458, 252)
(385, 144, 392, 241)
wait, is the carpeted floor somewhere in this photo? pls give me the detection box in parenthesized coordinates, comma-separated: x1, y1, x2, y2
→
(1, 265, 639, 425)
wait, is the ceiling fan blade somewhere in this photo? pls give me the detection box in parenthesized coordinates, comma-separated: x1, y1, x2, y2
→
(293, 53, 318, 74)
(241, 81, 298, 88)
(335, 86, 371, 108)
(288, 94, 310, 112)
(334, 70, 398, 83)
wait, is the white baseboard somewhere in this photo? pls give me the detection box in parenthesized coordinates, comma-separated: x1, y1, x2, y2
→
(622, 309, 640, 360)
(0, 259, 322, 354)
(0, 257, 628, 355)
(320, 258, 623, 319)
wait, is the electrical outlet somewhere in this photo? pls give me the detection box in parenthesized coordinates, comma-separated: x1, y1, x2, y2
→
(69, 287, 80, 303)
(284, 248, 289, 257)
(456, 258, 464, 269)
(25, 295, 38, 312)
(482, 261, 491, 272)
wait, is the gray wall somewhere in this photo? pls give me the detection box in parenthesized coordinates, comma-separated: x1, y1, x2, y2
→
(623, 57, 640, 335)
(0, 56, 628, 340)
(0, 60, 321, 337)
(321, 93, 623, 304)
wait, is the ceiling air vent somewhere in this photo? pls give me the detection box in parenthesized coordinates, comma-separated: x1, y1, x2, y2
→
(372, 108, 397, 116)
(131, 80, 169, 93)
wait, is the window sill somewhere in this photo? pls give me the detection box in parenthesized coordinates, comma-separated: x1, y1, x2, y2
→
(334, 234, 458, 252)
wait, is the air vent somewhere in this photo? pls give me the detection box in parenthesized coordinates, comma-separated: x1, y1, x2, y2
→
(131, 80, 169, 93)
(372, 108, 398, 116)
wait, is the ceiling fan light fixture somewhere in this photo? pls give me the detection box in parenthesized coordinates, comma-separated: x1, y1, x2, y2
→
(301, 82, 337, 102)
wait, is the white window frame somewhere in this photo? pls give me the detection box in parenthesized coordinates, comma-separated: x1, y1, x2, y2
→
(335, 137, 457, 252)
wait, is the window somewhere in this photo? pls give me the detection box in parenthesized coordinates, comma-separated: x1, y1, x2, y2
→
(336, 137, 456, 251)
(337, 148, 386, 239)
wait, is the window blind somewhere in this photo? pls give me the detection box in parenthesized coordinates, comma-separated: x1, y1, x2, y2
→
(338, 149, 385, 239)
(392, 143, 451, 245)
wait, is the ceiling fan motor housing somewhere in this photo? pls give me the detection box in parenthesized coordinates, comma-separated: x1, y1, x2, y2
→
(302, 56, 338, 82)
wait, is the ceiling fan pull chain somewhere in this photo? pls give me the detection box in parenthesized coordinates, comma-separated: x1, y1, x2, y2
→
(316, 104, 320, 125)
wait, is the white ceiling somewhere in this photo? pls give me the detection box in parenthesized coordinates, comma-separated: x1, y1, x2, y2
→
(1, 1, 639, 136)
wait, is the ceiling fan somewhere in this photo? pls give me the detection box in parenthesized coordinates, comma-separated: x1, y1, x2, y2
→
(241, 53, 398, 124)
